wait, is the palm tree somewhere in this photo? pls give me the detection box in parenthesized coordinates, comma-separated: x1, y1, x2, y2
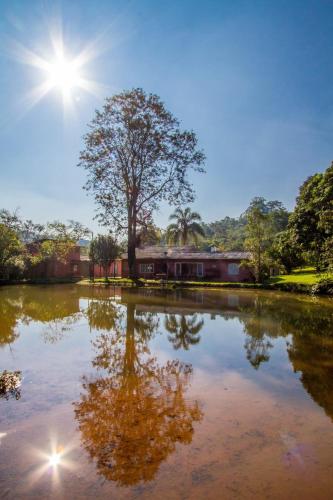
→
(164, 314, 203, 350)
(166, 207, 205, 245)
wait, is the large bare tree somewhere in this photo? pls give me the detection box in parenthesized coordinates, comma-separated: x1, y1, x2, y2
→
(79, 88, 205, 278)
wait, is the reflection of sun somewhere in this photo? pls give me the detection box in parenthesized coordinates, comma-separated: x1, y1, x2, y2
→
(48, 451, 62, 467)
(26, 440, 76, 489)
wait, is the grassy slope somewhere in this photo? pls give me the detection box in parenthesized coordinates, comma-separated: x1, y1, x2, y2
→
(268, 267, 325, 285)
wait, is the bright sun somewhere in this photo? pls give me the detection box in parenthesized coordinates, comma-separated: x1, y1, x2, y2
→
(46, 56, 82, 96)
(9, 24, 103, 112)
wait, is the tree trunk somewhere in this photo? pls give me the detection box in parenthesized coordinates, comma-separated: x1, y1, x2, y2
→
(128, 236, 136, 279)
(128, 210, 137, 279)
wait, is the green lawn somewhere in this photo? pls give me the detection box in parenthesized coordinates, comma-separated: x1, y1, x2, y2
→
(77, 267, 331, 294)
(268, 267, 325, 285)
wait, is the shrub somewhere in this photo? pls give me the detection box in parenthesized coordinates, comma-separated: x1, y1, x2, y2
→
(311, 277, 333, 296)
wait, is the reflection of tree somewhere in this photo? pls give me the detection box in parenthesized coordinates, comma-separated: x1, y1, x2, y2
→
(164, 314, 203, 350)
(74, 303, 202, 486)
(237, 297, 275, 369)
(86, 297, 122, 332)
(0, 286, 84, 345)
(20, 286, 81, 323)
(288, 333, 333, 421)
(237, 295, 333, 370)
(0, 290, 21, 346)
(40, 313, 83, 344)
(244, 335, 273, 369)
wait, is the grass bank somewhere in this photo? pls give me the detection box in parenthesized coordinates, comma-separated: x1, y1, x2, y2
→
(268, 267, 324, 285)
(77, 268, 333, 295)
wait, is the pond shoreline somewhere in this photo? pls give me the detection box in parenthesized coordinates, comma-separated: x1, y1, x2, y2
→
(78, 277, 332, 296)
(1, 277, 332, 295)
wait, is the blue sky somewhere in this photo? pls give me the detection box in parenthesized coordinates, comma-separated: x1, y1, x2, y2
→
(0, 0, 332, 232)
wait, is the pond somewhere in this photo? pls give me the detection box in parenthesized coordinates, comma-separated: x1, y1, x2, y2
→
(1, 285, 333, 499)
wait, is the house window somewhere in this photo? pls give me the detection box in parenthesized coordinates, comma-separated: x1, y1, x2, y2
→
(228, 263, 239, 275)
(175, 262, 204, 277)
(73, 264, 79, 273)
(140, 263, 154, 273)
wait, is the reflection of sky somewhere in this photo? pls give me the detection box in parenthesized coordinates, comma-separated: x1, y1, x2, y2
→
(150, 313, 308, 402)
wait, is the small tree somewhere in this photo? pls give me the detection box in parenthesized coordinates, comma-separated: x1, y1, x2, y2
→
(90, 235, 119, 281)
(244, 207, 271, 282)
(79, 88, 205, 278)
(166, 207, 205, 245)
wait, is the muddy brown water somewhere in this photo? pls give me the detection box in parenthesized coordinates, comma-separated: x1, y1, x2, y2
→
(1, 285, 333, 499)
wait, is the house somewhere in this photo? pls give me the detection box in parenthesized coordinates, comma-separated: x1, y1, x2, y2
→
(121, 246, 253, 282)
(26, 240, 122, 280)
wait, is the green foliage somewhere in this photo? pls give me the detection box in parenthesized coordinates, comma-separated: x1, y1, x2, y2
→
(311, 277, 333, 296)
(201, 216, 247, 251)
(244, 197, 289, 233)
(33, 220, 90, 264)
(244, 207, 271, 282)
(136, 224, 164, 247)
(0, 208, 45, 243)
(166, 207, 205, 245)
(289, 162, 333, 270)
(242, 198, 290, 281)
(269, 229, 304, 273)
(201, 197, 289, 254)
(0, 224, 24, 279)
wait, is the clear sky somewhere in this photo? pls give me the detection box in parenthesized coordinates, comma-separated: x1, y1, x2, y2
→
(0, 0, 332, 232)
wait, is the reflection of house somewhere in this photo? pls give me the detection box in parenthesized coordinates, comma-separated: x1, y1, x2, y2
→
(121, 246, 252, 281)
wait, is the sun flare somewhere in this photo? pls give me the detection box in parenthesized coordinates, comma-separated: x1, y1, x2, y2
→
(45, 56, 82, 96)
(8, 22, 105, 113)
(48, 452, 62, 467)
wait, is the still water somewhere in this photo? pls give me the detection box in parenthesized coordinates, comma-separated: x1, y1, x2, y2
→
(0, 285, 333, 499)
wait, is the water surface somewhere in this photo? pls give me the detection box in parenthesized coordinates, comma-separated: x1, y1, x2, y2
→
(1, 285, 333, 499)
